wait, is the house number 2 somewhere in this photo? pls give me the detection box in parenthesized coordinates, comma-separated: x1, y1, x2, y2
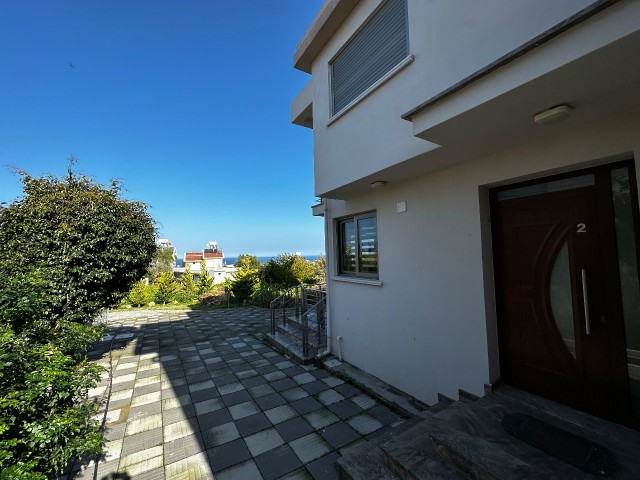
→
(577, 223, 587, 233)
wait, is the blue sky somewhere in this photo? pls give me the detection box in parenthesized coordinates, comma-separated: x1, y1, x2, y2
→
(0, 0, 325, 257)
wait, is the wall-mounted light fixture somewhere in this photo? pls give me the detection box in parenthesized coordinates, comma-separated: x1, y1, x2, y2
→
(533, 105, 572, 125)
(370, 181, 388, 190)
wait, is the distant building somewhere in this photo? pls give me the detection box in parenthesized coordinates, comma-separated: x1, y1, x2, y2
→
(156, 238, 177, 268)
(175, 241, 238, 285)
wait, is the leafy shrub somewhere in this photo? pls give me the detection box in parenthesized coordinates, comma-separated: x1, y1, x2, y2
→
(127, 279, 154, 306)
(155, 272, 179, 304)
(197, 260, 214, 295)
(0, 165, 156, 477)
(0, 167, 156, 323)
(231, 272, 257, 304)
(0, 325, 103, 479)
(178, 265, 198, 303)
(249, 283, 281, 308)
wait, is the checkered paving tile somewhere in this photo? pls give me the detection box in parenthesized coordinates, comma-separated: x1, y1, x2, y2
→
(66, 308, 406, 479)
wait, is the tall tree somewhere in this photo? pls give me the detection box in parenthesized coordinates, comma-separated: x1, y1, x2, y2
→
(198, 260, 214, 295)
(179, 264, 198, 302)
(0, 166, 156, 323)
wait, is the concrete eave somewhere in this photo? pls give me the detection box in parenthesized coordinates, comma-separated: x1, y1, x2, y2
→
(294, 0, 360, 73)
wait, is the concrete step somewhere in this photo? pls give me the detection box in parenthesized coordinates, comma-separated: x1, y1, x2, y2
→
(265, 332, 318, 364)
(276, 322, 326, 349)
(380, 388, 640, 479)
(337, 417, 423, 480)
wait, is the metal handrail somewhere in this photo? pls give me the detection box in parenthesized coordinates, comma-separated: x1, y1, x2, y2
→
(270, 283, 327, 356)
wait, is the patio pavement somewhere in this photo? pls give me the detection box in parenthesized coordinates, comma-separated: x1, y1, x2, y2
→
(63, 307, 406, 480)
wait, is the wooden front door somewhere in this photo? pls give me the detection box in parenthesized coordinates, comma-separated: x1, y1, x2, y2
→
(492, 162, 640, 428)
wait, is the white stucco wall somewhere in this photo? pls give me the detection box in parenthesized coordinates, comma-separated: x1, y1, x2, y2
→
(325, 112, 640, 405)
(309, 0, 599, 196)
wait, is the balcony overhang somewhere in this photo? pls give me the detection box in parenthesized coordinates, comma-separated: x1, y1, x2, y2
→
(407, 29, 640, 163)
(312, 201, 325, 217)
(292, 80, 313, 129)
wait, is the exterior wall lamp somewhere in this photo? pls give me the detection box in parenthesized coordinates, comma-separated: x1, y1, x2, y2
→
(533, 105, 572, 125)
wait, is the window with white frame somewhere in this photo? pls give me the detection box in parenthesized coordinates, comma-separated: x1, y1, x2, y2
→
(330, 0, 408, 116)
(337, 212, 378, 278)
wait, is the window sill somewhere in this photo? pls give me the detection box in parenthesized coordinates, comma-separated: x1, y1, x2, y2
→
(331, 276, 383, 287)
(327, 54, 414, 127)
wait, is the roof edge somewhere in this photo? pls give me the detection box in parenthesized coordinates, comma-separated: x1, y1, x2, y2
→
(294, 0, 360, 74)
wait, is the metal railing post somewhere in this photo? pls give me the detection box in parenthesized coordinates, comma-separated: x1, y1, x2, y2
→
(302, 312, 309, 357)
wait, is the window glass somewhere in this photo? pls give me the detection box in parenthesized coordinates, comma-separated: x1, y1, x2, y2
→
(358, 216, 378, 274)
(337, 213, 378, 278)
(610, 167, 640, 415)
(340, 220, 356, 273)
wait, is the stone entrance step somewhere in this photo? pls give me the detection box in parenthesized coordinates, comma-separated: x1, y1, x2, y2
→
(338, 385, 640, 479)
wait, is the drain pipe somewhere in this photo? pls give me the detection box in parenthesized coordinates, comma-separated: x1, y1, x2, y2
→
(317, 198, 332, 360)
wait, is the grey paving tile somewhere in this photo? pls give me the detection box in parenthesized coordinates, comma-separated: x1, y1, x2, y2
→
(164, 432, 205, 465)
(333, 383, 360, 398)
(207, 438, 251, 472)
(165, 451, 214, 479)
(290, 433, 332, 464)
(275, 416, 314, 442)
(321, 377, 344, 388)
(249, 383, 276, 398)
(306, 452, 340, 480)
(292, 373, 316, 385)
(216, 459, 264, 480)
(277, 467, 314, 480)
(281, 387, 309, 402)
(221, 389, 252, 407)
(303, 408, 339, 430)
(202, 421, 240, 449)
(264, 405, 298, 425)
(218, 381, 245, 395)
(291, 396, 323, 415)
(347, 413, 383, 435)
(317, 389, 345, 406)
(162, 404, 196, 425)
(326, 399, 362, 420)
(254, 444, 302, 480)
(319, 421, 360, 449)
(244, 428, 285, 457)
(229, 401, 260, 420)
(350, 393, 377, 410)
(301, 380, 330, 395)
(271, 378, 297, 392)
(235, 412, 271, 436)
(121, 427, 163, 456)
(197, 408, 233, 430)
(255, 392, 287, 411)
(367, 404, 402, 425)
(263, 370, 287, 382)
(194, 398, 223, 415)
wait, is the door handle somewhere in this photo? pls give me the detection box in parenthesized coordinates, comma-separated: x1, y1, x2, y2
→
(581, 269, 591, 335)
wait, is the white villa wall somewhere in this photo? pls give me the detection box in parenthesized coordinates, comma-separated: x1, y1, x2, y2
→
(310, 0, 596, 196)
(325, 112, 640, 404)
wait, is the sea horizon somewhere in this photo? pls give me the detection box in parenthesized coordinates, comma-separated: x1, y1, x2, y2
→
(176, 254, 323, 267)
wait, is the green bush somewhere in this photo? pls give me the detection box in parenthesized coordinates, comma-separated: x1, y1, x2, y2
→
(178, 265, 198, 303)
(155, 272, 179, 304)
(250, 283, 281, 308)
(231, 272, 257, 304)
(0, 167, 156, 323)
(127, 279, 154, 306)
(197, 261, 214, 295)
(0, 164, 156, 477)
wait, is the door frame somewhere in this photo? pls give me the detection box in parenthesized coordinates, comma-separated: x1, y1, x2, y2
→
(489, 158, 640, 428)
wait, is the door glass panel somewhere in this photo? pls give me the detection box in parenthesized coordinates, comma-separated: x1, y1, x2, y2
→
(497, 174, 595, 201)
(610, 167, 640, 415)
(550, 242, 576, 359)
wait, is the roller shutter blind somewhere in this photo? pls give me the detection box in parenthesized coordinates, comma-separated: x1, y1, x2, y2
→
(331, 0, 408, 115)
